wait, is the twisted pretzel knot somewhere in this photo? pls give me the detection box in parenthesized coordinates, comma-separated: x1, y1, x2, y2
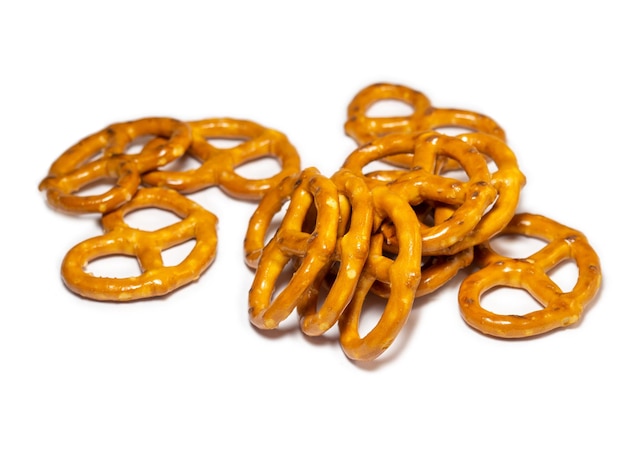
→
(342, 131, 498, 255)
(142, 118, 301, 200)
(458, 213, 602, 338)
(344, 82, 506, 146)
(39, 117, 193, 214)
(61, 187, 218, 301)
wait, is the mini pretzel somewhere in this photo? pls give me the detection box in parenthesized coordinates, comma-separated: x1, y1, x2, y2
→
(344, 82, 506, 147)
(338, 186, 422, 361)
(343, 131, 497, 255)
(297, 169, 374, 336)
(39, 156, 141, 214)
(39, 117, 192, 213)
(248, 167, 340, 329)
(61, 187, 218, 301)
(344, 83, 433, 145)
(142, 118, 301, 199)
(458, 213, 602, 338)
(431, 132, 526, 254)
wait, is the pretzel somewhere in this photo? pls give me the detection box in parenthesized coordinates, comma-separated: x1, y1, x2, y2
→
(344, 82, 506, 147)
(431, 132, 526, 254)
(458, 213, 602, 338)
(342, 131, 497, 255)
(39, 117, 193, 213)
(61, 187, 218, 301)
(142, 118, 301, 199)
(248, 167, 340, 329)
(39, 156, 142, 214)
(297, 169, 374, 336)
(338, 186, 422, 361)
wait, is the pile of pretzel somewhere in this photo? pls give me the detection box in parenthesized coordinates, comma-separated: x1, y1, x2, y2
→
(39, 83, 602, 361)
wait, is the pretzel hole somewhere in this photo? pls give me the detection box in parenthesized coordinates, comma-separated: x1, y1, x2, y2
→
(438, 165, 470, 183)
(162, 239, 197, 267)
(357, 291, 390, 337)
(547, 259, 578, 292)
(158, 153, 202, 172)
(235, 156, 283, 179)
(361, 157, 412, 178)
(74, 177, 117, 196)
(489, 234, 547, 259)
(124, 135, 156, 155)
(86, 254, 142, 278)
(206, 138, 247, 149)
(366, 99, 414, 117)
(432, 126, 470, 137)
(80, 149, 107, 166)
(123, 207, 182, 231)
(481, 286, 545, 315)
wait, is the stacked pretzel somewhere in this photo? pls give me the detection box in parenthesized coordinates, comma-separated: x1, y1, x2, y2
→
(39, 83, 602, 361)
(39, 117, 301, 301)
(244, 83, 602, 360)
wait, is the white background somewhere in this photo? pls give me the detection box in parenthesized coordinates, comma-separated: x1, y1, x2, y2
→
(1, 1, 624, 468)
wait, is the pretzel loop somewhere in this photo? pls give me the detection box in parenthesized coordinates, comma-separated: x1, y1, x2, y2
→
(344, 83, 432, 145)
(106, 117, 193, 172)
(248, 168, 340, 329)
(344, 131, 497, 255)
(39, 157, 141, 214)
(142, 118, 301, 199)
(338, 186, 422, 361)
(344, 82, 506, 147)
(61, 187, 218, 301)
(458, 213, 602, 338)
(431, 132, 526, 254)
(39, 118, 193, 213)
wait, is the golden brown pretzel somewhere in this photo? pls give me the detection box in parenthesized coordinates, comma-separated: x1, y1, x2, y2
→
(338, 186, 422, 361)
(248, 168, 340, 329)
(344, 83, 433, 145)
(431, 132, 526, 254)
(458, 213, 602, 338)
(39, 156, 141, 214)
(39, 117, 193, 213)
(344, 82, 506, 146)
(297, 169, 374, 336)
(142, 118, 301, 199)
(343, 131, 497, 255)
(61, 187, 218, 301)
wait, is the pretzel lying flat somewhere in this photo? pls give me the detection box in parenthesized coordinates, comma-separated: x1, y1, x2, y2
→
(39, 117, 193, 213)
(458, 213, 602, 338)
(61, 187, 218, 301)
(344, 82, 506, 146)
(142, 118, 301, 200)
